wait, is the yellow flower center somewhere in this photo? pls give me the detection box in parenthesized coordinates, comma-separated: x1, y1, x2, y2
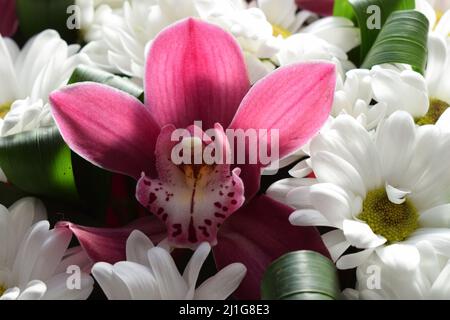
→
(0, 101, 12, 119)
(416, 99, 450, 126)
(358, 188, 419, 244)
(436, 10, 444, 26)
(272, 24, 292, 38)
(0, 284, 6, 296)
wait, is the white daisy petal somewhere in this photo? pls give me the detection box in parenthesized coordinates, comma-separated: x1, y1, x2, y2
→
(266, 178, 316, 203)
(0, 287, 20, 300)
(312, 151, 366, 197)
(375, 244, 420, 272)
(429, 262, 450, 299)
(376, 111, 417, 185)
(321, 230, 351, 262)
(126, 230, 155, 266)
(336, 248, 374, 270)
(436, 108, 450, 131)
(92, 262, 132, 300)
(183, 242, 211, 297)
(385, 184, 411, 205)
(426, 34, 448, 99)
(289, 209, 334, 227)
(112, 261, 159, 300)
(17, 280, 47, 300)
(194, 263, 246, 300)
(343, 220, 386, 249)
(286, 186, 312, 208)
(419, 204, 450, 228)
(288, 160, 313, 178)
(147, 247, 187, 300)
(43, 272, 94, 300)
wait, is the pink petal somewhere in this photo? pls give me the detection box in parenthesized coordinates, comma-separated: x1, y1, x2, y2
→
(296, 0, 334, 16)
(0, 0, 18, 37)
(214, 195, 330, 300)
(136, 124, 245, 249)
(50, 82, 161, 179)
(145, 18, 250, 129)
(56, 216, 167, 264)
(230, 62, 336, 160)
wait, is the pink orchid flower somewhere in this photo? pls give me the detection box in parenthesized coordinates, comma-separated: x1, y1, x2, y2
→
(50, 18, 335, 299)
(296, 0, 334, 16)
(0, 0, 18, 37)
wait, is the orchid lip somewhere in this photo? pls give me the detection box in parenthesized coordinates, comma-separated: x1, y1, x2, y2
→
(136, 124, 245, 249)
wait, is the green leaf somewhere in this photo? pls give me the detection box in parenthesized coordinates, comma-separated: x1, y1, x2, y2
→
(362, 10, 429, 74)
(261, 251, 341, 300)
(0, 127, 79, 202)
(16, 0, 77, 43)
(333, 0, 357, 22)
(68, 65, 145, 102)
(334, 0, 415, 62)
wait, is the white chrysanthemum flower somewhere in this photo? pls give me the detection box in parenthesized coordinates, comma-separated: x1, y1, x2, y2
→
(264, 64, 428, 174)
(82, 0, 279, 83)
(268, 111, 450, 270)
(333, 65, 428, 130)
(92, 230, 246, 300)
(416, 0, 450, 127)
(0, 198, 94, 300)
(0, 30, 90, 137)
(274, 12, 360, 76)
(75, 0, 125, 42)
(275, 32, 355, 79)
(419, 0, 450, 18)
(344, 241, 450, 299)
(248, 0, 318, 37)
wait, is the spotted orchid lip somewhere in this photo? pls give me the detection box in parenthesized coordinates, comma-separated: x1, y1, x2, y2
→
(136, 124, 245, 249)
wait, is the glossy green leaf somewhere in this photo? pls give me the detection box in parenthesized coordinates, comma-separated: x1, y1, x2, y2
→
(0, 127, 79, 202)
(362, 10, 429, 74)
(261, 251, 341, 300)
(16, 0, 77, 43)
(333, 0, 357, 22)
(68, 65, 145, 102)
(334, 0, 415, 63)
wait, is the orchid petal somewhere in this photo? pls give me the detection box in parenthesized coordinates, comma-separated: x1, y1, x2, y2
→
(214, 195, 329, 299)
(0, 0, 18, 37)
(50, 82, 160, 179)
(229, 63, 335, 196)
(296, 0, 334, 16)
(145, 18, 250, 129)
(56, 216, 167, 264)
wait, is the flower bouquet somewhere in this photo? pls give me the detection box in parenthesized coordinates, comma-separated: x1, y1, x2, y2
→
(0, 0, 449, 301)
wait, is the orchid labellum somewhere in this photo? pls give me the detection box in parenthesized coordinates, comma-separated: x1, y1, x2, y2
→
(50, 18, 335, 299)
